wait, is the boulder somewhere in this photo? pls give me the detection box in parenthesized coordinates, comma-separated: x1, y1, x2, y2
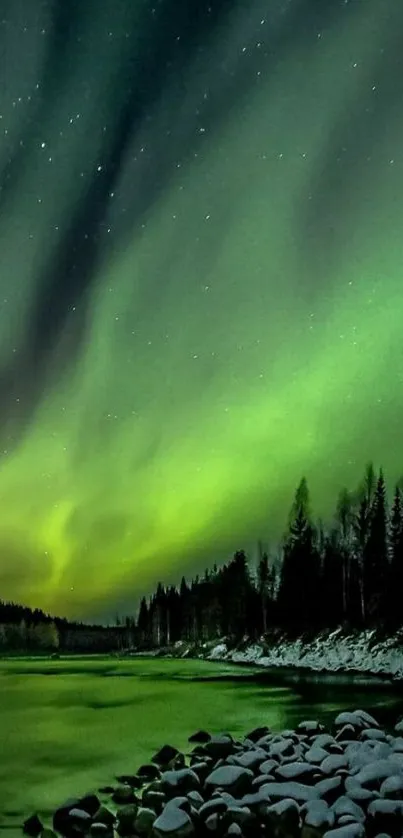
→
(161, 768, 200, 795)
(153, 804, 194, 837)
(135, 807, 158, 835)
(188, 730, 211, 743)
(23, 815, 43, 837)
(244, 726, 270, 743)
(205, 766, 254, 797)
(152, 745, 180, 766)
(116, 804, 139, 836)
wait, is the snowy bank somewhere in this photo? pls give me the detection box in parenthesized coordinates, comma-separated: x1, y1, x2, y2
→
(205, 629, 403, 680)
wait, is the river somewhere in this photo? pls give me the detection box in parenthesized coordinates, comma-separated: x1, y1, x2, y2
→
(0, 656, 402, 835)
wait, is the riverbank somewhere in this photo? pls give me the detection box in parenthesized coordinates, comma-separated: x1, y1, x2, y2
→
(24, 707, 403, 838)
(133, 627, 403, 681)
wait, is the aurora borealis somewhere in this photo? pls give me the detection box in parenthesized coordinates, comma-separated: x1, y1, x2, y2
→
(1, 0, 403, 619)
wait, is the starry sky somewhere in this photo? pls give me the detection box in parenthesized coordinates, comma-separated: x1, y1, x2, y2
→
(1, 0, 403, 620)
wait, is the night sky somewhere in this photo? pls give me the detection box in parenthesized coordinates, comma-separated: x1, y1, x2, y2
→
(1, 0, 403, 620)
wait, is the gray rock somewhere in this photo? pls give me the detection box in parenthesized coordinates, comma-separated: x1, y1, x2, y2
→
(330, 796, 365, 823)
(367, 798, 403, 836)
(198, 799, 228, 821)
(161, 769, 200, 795)
(244, 726, 270, 743)
(205, 765, 254, 797)
(264, 799, 300, 837)
(298, 721, 326, 737)
(23, 815, 43, 836)
(323, 825, 365, 838)
(153, 804, 194, 836)
(188, 730, 211, 743)
(305, 746, 330, 765)
(90, 825, 112, 838)
(112, 785, 137, 804)
(380, 775, 403, 799)
(229, 748, 267, 770)
(152, 745, 180, 767)
(135, 807, 158, 835)
(205, 734, 235, 759)
(275, 761, 319, 784)
(92, 806, 115, 827)
(321, 755, 348, 775)
(116, 804, 139, 836)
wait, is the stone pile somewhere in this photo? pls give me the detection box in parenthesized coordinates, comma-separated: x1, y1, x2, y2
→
(23, 710, 403, 838)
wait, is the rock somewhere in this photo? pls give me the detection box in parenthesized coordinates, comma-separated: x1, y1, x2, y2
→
(321, 755, 348, 775)
(355, 760, 401, 790)
(161, 768, 200, 795)
(379, 775, 403, 799)
(275, 760, 319, 784)
(135, 807, 158, 835)
(187, 791, 204, 810)
(394, 720, 403, 735)
(53, 799, 94, 837)
(77, 794, 100, 816)
(223, 805, 255, 833)
(361, 729, 388, 742)
(142, 790, 166, 814)
(305, 746, 330, 765)
(205, 734, 235, 759)
(189, 761, 213, 783)
(205, 812, 222, 832)
(244, 726, 270, 743)
(153, 804, 194, 836)
(152, 745, 180, 766)
(259, 758, 279, 775)
(188, 730, 211, 743)
(229, 748, 267, 770)
(138, 764, 161, 780)
(302, 799, 335, 837)
(315, 776, 343, 804)
(367, 799, 403, 837)
(323, 826, 365, 838)
(112, 785, 136, 804)
(334, 713, 368, 731)
(98, 786, 115, 794)
(264, 798, 300, 837)
(116, 804, 139, 836)
(354, 710, 380, 728)
(90, 825, 112, 838)
(269, 738, 296, 759)
(330, 797, 365, 824)
(92, 806, 115, 827)
(205, 765, 254, 797)
(298, 721, 326, 737)
(257, 780, 320, 804)
(64, 808, 92, 833)
(115, 775, 142, 788)
(335, 725, 358, 742)
(314, 735, 342, 752)
(23, 815, 44, 836)
(225, 824, 242, 836)
(198, 799, 228, 821)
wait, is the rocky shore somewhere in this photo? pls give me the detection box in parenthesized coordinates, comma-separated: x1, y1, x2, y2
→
(23, 709, 403, 838)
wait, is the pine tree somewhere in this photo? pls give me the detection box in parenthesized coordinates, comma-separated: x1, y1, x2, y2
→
(278, 478, 320, 632)
(387, 486, 403, 628)
(363, 469, 388, 621)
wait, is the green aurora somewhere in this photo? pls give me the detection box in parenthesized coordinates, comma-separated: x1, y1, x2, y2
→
(1, 0, 403, 618)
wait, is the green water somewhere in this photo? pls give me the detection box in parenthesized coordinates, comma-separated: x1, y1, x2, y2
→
(0, 657, 402, 834)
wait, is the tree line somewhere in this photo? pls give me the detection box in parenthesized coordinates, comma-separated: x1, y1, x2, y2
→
(136, 464, 403, 647)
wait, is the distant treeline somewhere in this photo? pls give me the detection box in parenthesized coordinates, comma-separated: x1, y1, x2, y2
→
(137, 464, 403, 647)
(0, 600, 132, 654)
